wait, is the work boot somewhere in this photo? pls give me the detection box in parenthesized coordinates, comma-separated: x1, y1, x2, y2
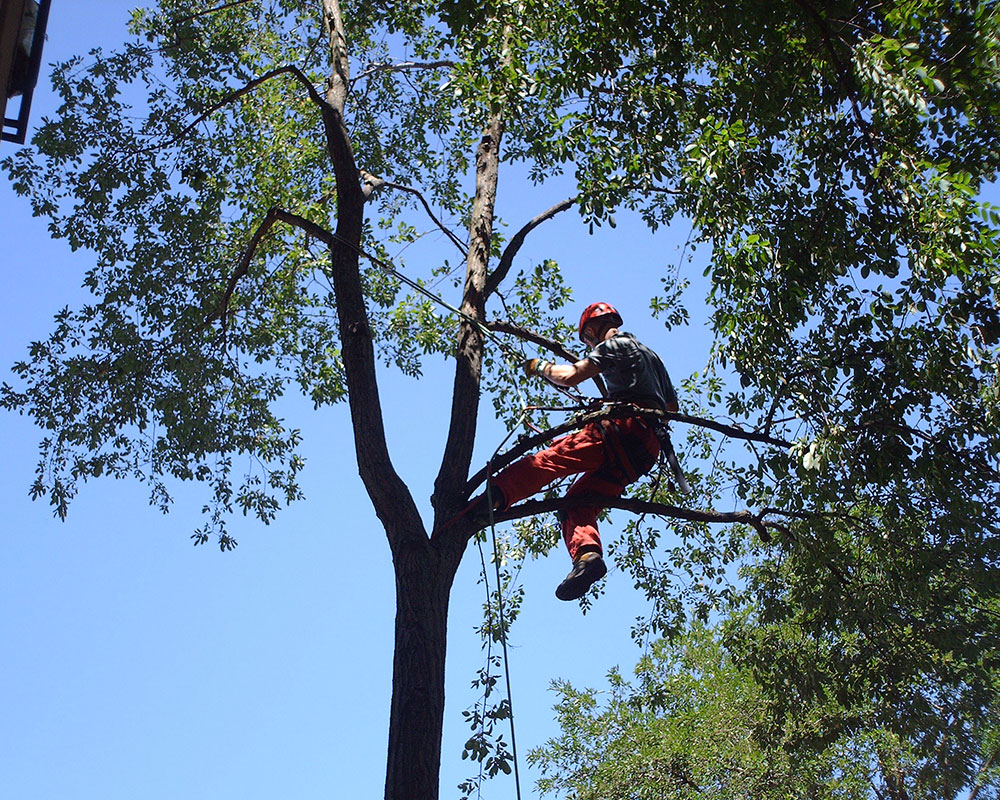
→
(555, 551, 607, 601)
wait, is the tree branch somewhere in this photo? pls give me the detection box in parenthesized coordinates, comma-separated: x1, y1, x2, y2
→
(465, 405, 792, 494)
(790, 0, 882, 166)
(486, 319, 608, 396)
(361, 171, 468, 255)
(483, 196, 577, 299)
(352, 59, 456, 86)
(486, 319, 583, 364)
(432, 113, 505, 526)
(471, 493, 773, 543)
(205, 206, 344, 334)
(169, 65, 326, 147)
(205, 208, 282, 333)
(170, 0, 255, 26)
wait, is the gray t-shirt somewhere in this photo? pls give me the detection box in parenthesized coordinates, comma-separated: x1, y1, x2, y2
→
(587, 332, 677, 410)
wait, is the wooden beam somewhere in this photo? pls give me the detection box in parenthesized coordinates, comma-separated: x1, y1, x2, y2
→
(0, 0, 27, 145)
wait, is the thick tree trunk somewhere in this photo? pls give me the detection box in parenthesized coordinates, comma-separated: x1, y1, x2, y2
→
(384, 535, 465, 800)
(318, 6, 505, 798)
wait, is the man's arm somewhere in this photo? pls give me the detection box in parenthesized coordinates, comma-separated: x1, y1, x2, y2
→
(526, 357, 601, 388)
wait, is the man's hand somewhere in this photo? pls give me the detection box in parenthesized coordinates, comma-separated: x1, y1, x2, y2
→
(523, 357, 601, 387)
(522, 358, 550, 378)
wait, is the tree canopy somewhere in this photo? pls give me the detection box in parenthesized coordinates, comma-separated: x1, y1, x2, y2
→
(3, 0, 1000, 798)
(531, 621, 1000, 799)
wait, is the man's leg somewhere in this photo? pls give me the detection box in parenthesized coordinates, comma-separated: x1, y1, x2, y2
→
(553, 469, 627, 601)
(560, 470, 627, 560)
(490, 423, 606, 509)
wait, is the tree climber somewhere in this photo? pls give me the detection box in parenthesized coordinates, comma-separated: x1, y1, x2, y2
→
(482, 302, 679, 601)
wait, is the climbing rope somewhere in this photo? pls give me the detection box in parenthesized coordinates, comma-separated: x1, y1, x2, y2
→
(483, 408, 530, 800)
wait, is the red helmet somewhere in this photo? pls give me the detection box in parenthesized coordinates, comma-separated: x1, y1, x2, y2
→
(578, 302, 623, 343)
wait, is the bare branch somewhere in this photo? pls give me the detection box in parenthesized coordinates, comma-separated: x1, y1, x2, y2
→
(484, 196, 577, 298)
(352, 60, 456, 85)
(472, 493, 772, 543)
(362, 171, 468, 255)
(486, 319, 608, 396)
(273, 208, 336, 245)
(487, 320, 583, 363)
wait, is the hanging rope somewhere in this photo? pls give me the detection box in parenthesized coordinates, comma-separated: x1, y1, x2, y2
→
(483, 407, 530, 800)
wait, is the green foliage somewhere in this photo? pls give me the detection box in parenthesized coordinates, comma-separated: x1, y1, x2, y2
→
(1, 0, 490, 541)
(531, 621, 1000, 800)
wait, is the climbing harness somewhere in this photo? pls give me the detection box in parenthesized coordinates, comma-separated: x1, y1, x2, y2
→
(596, 417, 659, 485)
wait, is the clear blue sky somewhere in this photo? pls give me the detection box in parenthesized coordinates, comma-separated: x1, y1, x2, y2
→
(0, 4, 713, 799)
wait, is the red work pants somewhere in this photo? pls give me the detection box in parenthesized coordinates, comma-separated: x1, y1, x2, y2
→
(492, 417, 659, 561)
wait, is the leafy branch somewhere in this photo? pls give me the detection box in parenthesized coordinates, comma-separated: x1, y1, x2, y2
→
(474, 492, 776, 545)
(484, 195, 577, 298)
(163, 65, 327, 149)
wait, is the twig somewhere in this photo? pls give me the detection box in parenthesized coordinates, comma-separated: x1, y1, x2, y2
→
(351, 59, 456, 85)
(361, 171, 468, 255)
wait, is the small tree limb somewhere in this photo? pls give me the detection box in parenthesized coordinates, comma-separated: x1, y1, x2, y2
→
(205, 207, 340, 333)
(484, 196, 577, 299)
(170, 0, 255, 25)
(168, 65, 326, 148)
(361, 171, 468, 255)
(205, 208, 282, 332)
(352, 60, 456, 85)
(486, 319, 582, 363)
(486, 319, 608, 396)
(471, 492, 773, 543)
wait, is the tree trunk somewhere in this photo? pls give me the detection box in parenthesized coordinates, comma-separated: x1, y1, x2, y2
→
(384, 535, 465, 800)
(318, 5, 504, 797)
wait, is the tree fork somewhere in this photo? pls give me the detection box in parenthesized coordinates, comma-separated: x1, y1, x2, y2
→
(317, 3, 446, 797)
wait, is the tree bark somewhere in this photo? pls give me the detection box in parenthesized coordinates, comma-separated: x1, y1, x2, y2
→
(433, 113, 505, 519)
(318, 3, 454, 798)
(383, 533, 466, 800)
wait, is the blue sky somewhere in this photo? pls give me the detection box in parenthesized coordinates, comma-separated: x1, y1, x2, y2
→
(0, 4, 714, 799)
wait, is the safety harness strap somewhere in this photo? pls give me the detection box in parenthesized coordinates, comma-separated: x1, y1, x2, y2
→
(597, 418, 658, 485)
